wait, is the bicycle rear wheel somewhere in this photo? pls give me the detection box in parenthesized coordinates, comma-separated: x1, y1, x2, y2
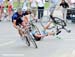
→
(54, 17, 67, 26)
(25, 36, 30, 47)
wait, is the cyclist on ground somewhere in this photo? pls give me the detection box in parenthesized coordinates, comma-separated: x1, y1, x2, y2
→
(32, 22, 55, 41)
(23, 11, 58, 41)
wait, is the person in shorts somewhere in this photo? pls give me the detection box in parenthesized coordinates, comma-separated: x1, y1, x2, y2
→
(57, 0, 69, 22)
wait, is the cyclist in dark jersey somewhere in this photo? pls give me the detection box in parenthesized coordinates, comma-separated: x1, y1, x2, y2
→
(12, 8, 27, 37)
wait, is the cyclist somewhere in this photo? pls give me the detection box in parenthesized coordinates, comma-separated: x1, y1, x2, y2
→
(22, 9, 54, 41)
(31, 21, 61, 41)
(23, 9, 36, 24)
(23, 10, 61, 41)
(12, 8, 27, 37)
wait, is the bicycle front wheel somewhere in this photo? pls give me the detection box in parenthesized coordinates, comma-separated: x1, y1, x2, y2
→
(54, 17, 67, 26)
(28, 34, 38, 48)
(25, 36, 30, 47)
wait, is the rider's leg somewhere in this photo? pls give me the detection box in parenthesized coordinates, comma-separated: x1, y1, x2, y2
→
(18, 30, 24, 37)
(44, 22, 52, 29)
(48, 32, 55, 36)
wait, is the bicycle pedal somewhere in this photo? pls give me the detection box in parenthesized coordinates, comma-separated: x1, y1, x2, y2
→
(56, 31, 61, 35)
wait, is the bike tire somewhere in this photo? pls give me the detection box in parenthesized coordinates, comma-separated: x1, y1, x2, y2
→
(30, 37, 38, 48)
(54, 17, 67, 26)
(25, 36, 30, 47)
(28, 34, 38, 48)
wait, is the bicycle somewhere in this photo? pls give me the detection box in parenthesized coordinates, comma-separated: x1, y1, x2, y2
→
(19, 20, 40, 48)
(40, 15, 71, 36)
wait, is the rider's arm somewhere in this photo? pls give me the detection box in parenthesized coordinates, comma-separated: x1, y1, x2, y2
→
(12, 14, 18, 29)
(23, 16, 29, 24)
(44, 22, 52, 29)
(13, 20, 18, 29)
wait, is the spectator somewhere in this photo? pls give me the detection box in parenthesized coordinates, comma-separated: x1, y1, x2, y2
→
(49, 0, 59, 17)
(0, 0, 4, 22)
(22, 0, 28, 12)
(7, 0, 13, 21)
(30, 0, 37, 18)
(37, 0, 45, 19)
(57, 0, 69, 22)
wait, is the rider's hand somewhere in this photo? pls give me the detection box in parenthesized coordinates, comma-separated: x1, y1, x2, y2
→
(16, 26, 21, 30)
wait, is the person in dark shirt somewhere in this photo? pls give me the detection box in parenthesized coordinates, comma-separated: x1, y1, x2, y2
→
(12, 8, 27, 37)
(60, 0, 69, 8)
(58, 0, 69, 22)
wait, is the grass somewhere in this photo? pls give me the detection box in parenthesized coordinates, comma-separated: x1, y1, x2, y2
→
(13, 2, 50, 9)
(44, 2, 50, 9)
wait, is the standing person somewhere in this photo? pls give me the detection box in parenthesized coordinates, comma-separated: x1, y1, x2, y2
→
(49, 0, 59, 17)
(0, 0, 4, 22)
(22, 0, 28, 12)
(57, 0, 69, 22)
(7, 0, 13, 21)
(10, 0, 13, 8)
(30, 0, 37, 18)
(37, 0, 45, 19)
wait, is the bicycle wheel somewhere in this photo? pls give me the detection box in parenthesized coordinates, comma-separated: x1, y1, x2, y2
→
(31, 23, 41, 34)
(40, 16, 50, 25)
(25, 36, 30, 47)
(54, 17, 67, 26)
(27, 32, 37, 48)
(30, 35, 38, 48)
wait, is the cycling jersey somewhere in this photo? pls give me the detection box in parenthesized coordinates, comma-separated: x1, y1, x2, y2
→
(12, 12, 26, 25)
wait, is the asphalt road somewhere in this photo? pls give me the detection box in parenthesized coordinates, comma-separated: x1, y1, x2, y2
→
(0, 21, 75, 57)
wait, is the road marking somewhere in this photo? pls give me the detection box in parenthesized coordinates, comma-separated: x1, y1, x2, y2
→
(1, 54, 24, 56)
(0, 40, 16, 47)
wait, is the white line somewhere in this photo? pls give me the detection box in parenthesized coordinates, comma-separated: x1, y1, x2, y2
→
(1, 54, 24, 57)
(0, 40, 16, 47)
